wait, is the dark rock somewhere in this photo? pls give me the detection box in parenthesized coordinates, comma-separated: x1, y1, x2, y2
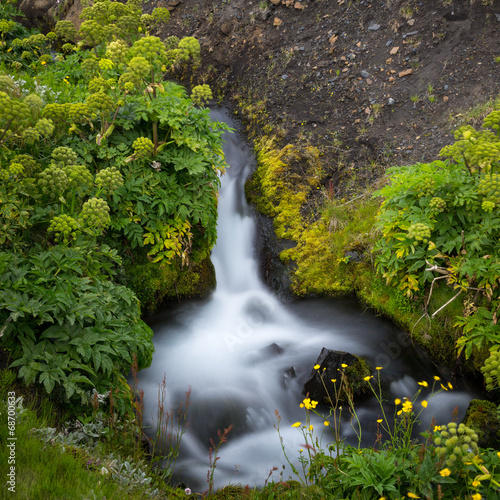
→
(220, 21, 234, 35)
(262, 342, 284, 359)
(345, 250, 363, 263)
(283, 366, 296, 389)
(253, 210, 296, 301)
(303, 348, 371, 406)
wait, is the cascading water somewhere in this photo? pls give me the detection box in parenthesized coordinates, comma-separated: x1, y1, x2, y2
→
(136, 108, 481, 491)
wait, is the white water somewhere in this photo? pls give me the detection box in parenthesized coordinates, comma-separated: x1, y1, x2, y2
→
(136, 109, 481, 491)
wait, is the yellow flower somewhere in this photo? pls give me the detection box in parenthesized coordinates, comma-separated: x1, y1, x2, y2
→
(301, 398, 319, 410)
(364, 376, 372, 381)
(308, 424, 314, 431)
(299, 448, 303, 452)
(377, 419, 383, 423)
(497, 451, 500, 460)
(402, 401, 413, 413)
(407, 493, 420, 499)
(323, 420, 330, 426)
(440, 383, 448, 391)
(472, 480, 481, 487)
(472, 494, 482, 500)
(418, 381, 428, 387)
(41, 61, 46, 65)
(447, 382, 453, 390)
(341, 363, 348, 368)
(331, 379, 336, 383)
(434, 425, 442, 432)
(314, 364, 320, 370)
(291, 421, 301, 427)
(376, 366, 383, 370)
(439, 468, 451, 477)
(397, 410, 402, 415)
(395, 398, 401, 405)
(421, 400, 428, 408)
(434, 375, 441, 381)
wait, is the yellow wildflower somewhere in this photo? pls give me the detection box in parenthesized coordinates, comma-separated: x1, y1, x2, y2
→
(314, 364, 320, 370)
(291, 421, 301, 427)
(395, 398, 401, 405)
(364, 376, 372, 381)
(439, 468, 451, 477)
(418, 381, 428, 387)
(323, 420, 330, 426)
(397, 410, 402, 416)
(308, 424, 313, 431)
(407, 493, 420, 498)
(434, 425, 442, 432)
(301, 398, 319, 410)
(434, 375, 441, 381)
(376, 366, 383, 370)
(497, 451, 500, 460)
(440, 383, 448, 391)
(299, 448, 303, 452)
(41, 61, 46, 65)
(377, 419, 383, 423)
(421, 400, 428, 408)
(448, 382, 453, 390)
(402, 401, 413, 413)
(341, 363, 348, 368)
(331, 379, 336, 383)
(471, 494, 481, 500)
(472, 480, 481, 487)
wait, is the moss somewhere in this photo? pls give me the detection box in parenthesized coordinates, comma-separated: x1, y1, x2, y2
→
(123, 254, 216, 313)
(462, 399, 500, 448)
(343, 356, 372, 403)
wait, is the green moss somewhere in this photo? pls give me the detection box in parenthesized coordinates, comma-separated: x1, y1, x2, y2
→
(344, 356, 372, 402)
(462, 399, 500, 448)
(123, 253, 216, 313)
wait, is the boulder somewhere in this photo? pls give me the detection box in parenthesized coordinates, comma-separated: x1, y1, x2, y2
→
(18, 0, 82, 32)
(303, 348, 371, 406)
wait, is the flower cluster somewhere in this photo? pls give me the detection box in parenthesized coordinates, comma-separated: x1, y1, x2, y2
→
(300, 398, 318, 410)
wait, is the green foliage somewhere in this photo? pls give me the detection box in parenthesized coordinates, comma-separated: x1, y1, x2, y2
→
(0, 0, 229, 417)
(1, 246, 154, 404)
(373, 103, 500, 367)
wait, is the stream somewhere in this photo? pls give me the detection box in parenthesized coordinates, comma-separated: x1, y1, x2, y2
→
(136, 108, 482, 492)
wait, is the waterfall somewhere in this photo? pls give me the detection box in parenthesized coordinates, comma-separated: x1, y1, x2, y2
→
(136, 108, 480, 491)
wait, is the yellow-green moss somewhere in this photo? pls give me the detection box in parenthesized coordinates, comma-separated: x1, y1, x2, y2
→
(246, 136, 466, 370)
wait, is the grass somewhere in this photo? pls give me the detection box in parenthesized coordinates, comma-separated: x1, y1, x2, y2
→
(451, 94, 500, 127)
(0, 369, 193, 500)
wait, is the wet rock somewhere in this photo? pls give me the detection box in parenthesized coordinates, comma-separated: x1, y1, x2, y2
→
(303, 348, 371, 406)
(252, 210, 296, 301)
(262, 342, 284, 359)
(283, 367, 296, 389)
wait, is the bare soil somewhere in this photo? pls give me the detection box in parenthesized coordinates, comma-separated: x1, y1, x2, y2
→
(157, 0, 500, 194)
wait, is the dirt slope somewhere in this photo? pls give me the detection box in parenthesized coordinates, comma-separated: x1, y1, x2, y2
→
(158, 0, 500, 192)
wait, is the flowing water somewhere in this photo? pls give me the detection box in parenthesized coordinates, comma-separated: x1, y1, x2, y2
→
(136, 108, 482, 491)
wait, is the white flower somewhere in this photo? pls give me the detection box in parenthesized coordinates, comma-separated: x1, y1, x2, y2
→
(185, 488, 191, 495)
(100, 466, 109, 475)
